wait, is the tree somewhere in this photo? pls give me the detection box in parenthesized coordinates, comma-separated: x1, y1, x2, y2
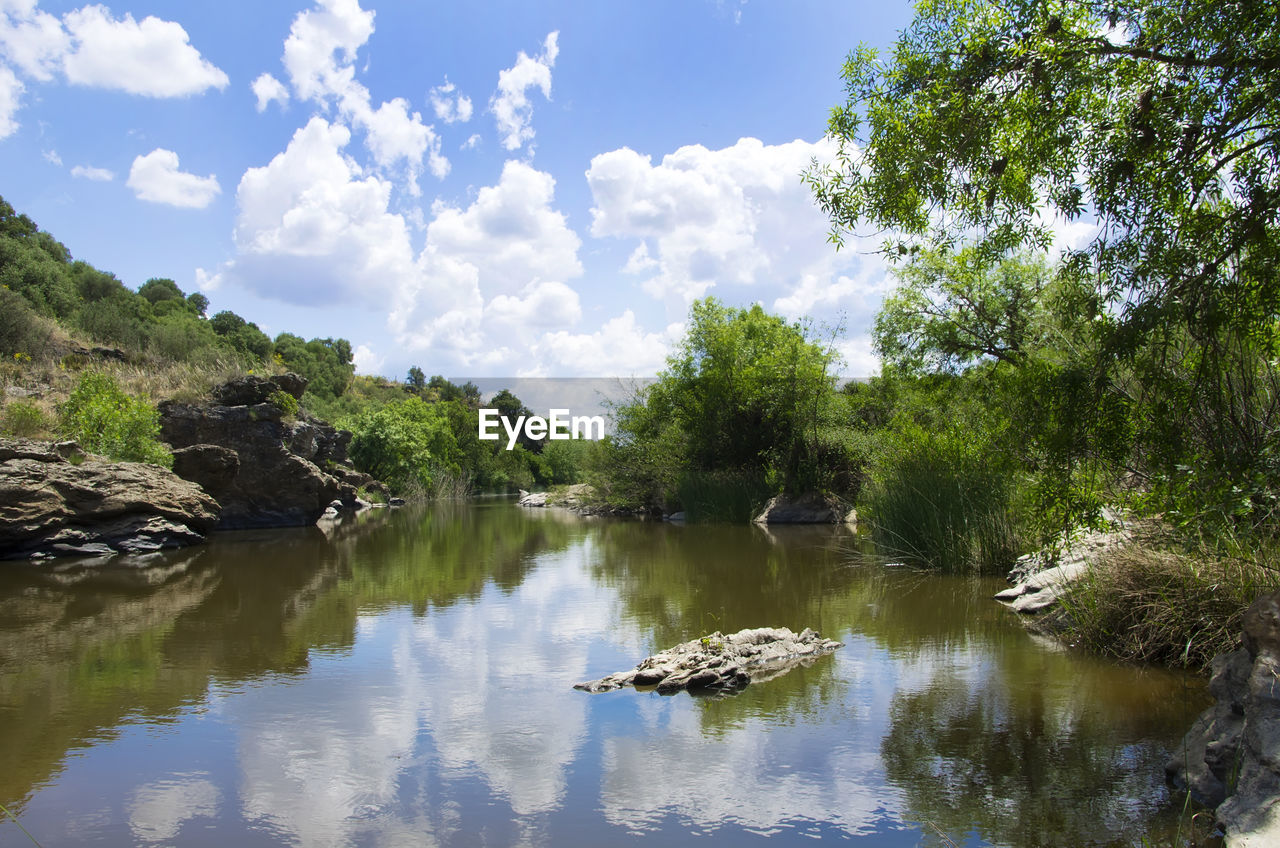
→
(808, 0, 1280, 530)
(138, 277, 184, 305)
(875, 248, 1057, 374)
(406, 366, 426, 391)
(807, 0, 1280, 348)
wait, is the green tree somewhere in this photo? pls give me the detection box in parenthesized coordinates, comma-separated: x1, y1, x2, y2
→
(807, 0, 1280, 342)
(808, 0, 1280, 531)
(211, 310, 272, 361)
(138, 277, 184, 305)
(345, 397, 461, 496)
(406, 366, 426, 391)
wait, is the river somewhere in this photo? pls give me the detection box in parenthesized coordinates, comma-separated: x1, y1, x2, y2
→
(0, 500, 1210, 847)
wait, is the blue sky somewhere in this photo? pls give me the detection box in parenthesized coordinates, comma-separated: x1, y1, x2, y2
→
(1, 0, 914, 379)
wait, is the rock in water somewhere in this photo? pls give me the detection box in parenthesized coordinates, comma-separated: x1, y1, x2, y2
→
(575, 626, 842, 696)
(0, 438, 220, 560)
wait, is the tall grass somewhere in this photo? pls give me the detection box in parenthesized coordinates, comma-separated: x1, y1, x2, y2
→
(862, 419, 1027, 573)
(675, 470, 773, 523)
(1057, 537, 1280, 671)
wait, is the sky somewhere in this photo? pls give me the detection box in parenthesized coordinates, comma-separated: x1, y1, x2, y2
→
(0, 0, 917, 380)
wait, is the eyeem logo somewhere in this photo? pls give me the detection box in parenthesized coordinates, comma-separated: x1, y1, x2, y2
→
(478, 409, 606, 450)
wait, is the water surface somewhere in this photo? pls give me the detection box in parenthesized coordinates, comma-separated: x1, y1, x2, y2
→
(0, 502, 1209, 846)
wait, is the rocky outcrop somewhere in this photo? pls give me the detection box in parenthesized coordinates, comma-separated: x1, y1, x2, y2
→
(517, 489, 548, 507)
(0, 438, 220, 559)
(158, 373, 367, 530)
(575, 626, 842, 696)
(997, 512, 1135, 615)
(1169, 591, 1280, 846)
(752, 493, 847, 525)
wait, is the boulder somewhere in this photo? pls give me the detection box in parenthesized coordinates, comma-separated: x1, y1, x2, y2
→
(159, 374, 359, 529)
(0, 438, 220, 560)
(575, 626, 842, 696)
(517, 490, 548, 507)
(752, 493, 843, 525)
(1169, 591, 1280, 846)
(994, 561, 1091, 613)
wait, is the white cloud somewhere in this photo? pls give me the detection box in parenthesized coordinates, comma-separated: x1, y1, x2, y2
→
(129, 776, 220, 845)
(352, 343, 384, 375)
(390, 159, 583, 369)
(587, 137, 888, 317)
(70, 163, 113, 181)
(0, 62, 20, 137)
(0, 1, 66, 81)
(276, 0, 445, 189)
(281, 0, 374, 104)
(489, 31, 558, 152)
(230, 116, 416, 304)
(127, 149, 219, 208)
(251, 72, 288, 112)
(60, 6, 229, 97)
(42, 148, 60, 165)
(430, 79, 472, 124)
(532, 311, 682, 377)
(462, 133, 481, 150)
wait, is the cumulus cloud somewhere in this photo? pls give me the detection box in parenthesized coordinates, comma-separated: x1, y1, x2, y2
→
(587, 137, 888, 320)
(275, 0, 444, 188)
(532, 310, 682, 377)
(352, 343, 384, 375)
(490, 31, 558, 152)
(70, 163, 113, 181)
(0, 1, 225, 133)
(0, 1, 68, 82)
(127, 149, 220, 208)
(251, 72, 288, 112)
(60, 6, 229, 96)
(390, 159, 583, 368)
(230, 116, 417, 304)
(0, 63, 20, 137)
(430, 79, 472, 124)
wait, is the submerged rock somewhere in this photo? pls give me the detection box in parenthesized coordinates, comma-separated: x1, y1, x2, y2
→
(1171, 591, 1280, 846)
(0, 438, 220, 560)
(575, 626, 842, 696)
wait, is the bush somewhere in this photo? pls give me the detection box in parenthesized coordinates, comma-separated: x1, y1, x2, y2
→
(58, 370, 172, 466)
(675, 470, 773, 523)
(1, 400, 49, 437)
(267, 389, 300, 418)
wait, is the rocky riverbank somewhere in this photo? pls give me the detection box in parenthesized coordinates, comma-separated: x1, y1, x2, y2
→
(0, 438, 220, 559)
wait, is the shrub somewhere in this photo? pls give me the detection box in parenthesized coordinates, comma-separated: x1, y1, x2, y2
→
(0, 400, 49, 437)
(345, 397, 460, 497)
(267, 389, 300, 418)
(58, 370, 172, 466)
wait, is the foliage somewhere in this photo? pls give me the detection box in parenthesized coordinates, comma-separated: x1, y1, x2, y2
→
(58, 370, 172, 466)
(0, 286, 53, 359)
(273, 333, 353, 402)
(267, 389, 300, 418)
(0, 400, 49, 437)
(592, 298, 853, 514)
(862, 414, 1027, 574)
(210, 311, 272, 361)
(345, 397, 463, 497)
(809, 0, 1280, 537)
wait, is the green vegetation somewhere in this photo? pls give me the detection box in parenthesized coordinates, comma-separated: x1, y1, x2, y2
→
(800, 0, 1280, 662)
(0, 193, 570, 497)
(586, 298, 859, 517)
(58, 371, 172, 467)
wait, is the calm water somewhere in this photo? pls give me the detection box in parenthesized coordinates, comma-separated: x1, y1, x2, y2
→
(0, 501, 1209, 847)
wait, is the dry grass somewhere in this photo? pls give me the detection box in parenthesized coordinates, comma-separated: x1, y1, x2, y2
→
(1057, 533, 1280, 672)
